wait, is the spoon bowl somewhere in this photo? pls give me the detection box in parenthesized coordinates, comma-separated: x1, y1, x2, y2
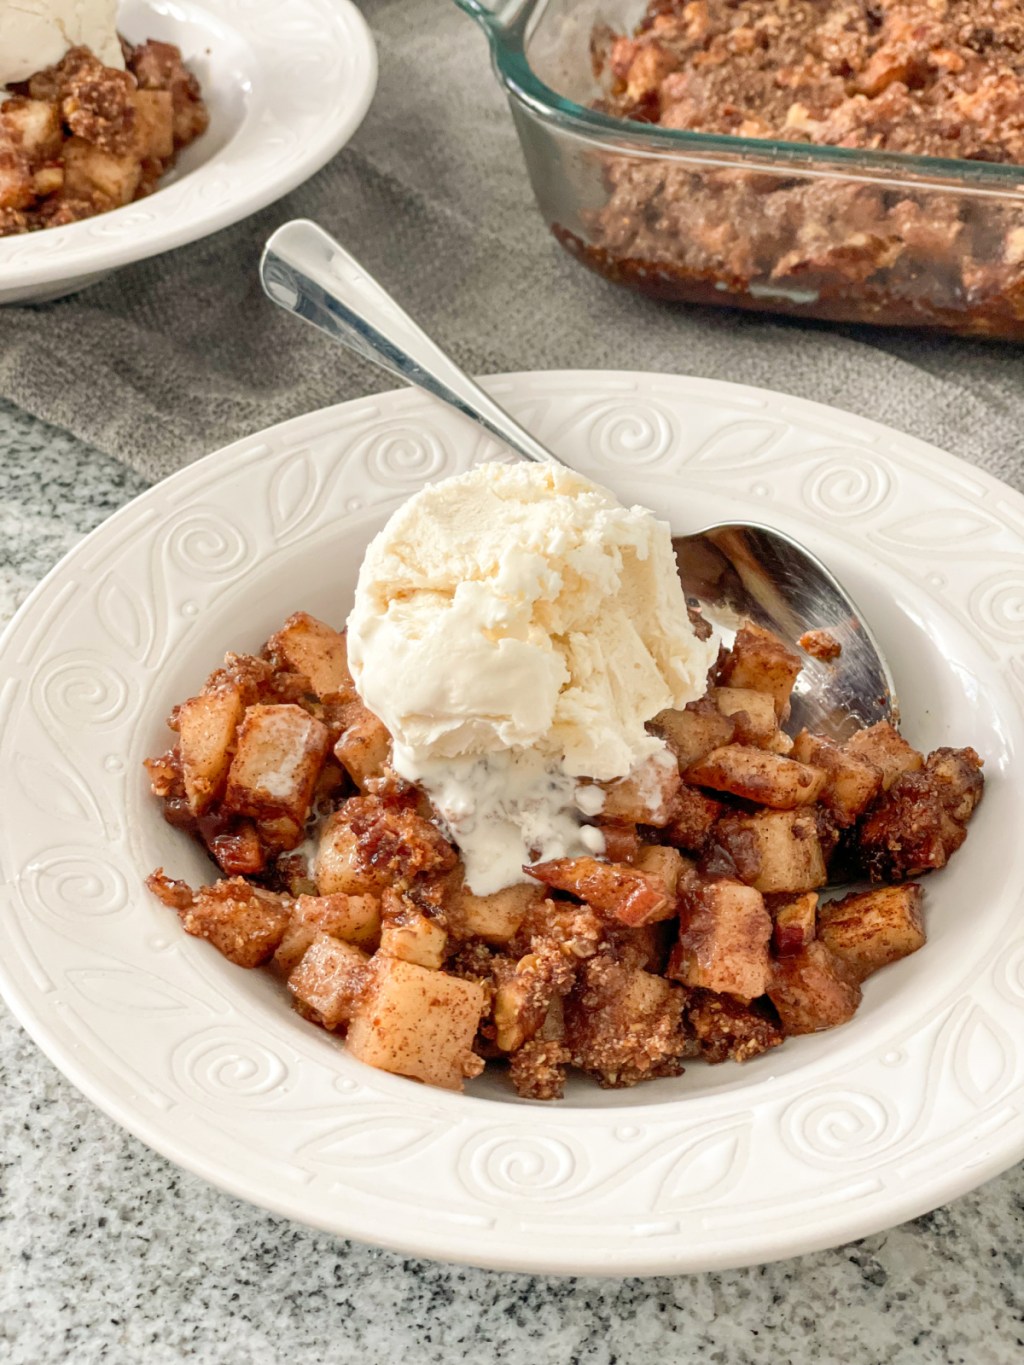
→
(673, 522, 895, 738)
(260, 219, 898, 740)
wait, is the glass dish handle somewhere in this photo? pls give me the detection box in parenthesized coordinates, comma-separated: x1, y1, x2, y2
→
(452, 1, 537, 34)
(260, 219, 562, 468)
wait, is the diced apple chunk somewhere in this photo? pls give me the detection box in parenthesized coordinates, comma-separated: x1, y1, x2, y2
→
(526, 856, 671, 927)
(346, 957, 485, 1090)
(63, 137, 141, 205)
(266, 612, 354, 699)
(687, 745, 826, 808)
(842, 721, 923, 791)
(379, 889, 447, 969)
(131, 89, 174, 160)
(791, 729, 882, 825)
(768, 890, 818, 956)
(817, 884, 925, 983)
(2, 97, 61, 161)
(669, 879, 772, 1000)
(652, 699, 734, 770)
(718, 622, 803, 719)
(177, 684, 244, 815)
(0, 145, 32, 210)
(596, 821, 641, 862)
(595, 753, 681, 826)
(32, 165, 62, 195)
(314, 810, 387, 896)
(633, 843, 692, 899)
(333, 705, 391, 789)
(224, 703, 330, 832)
(206, 821, 264, 877)
(767, 941, 861, 1033)
(288, 933, 369, 1029)
(710, 809, 828, 894)
(493, 973, 538, 1054)
(273, 892, 381, 974)
(712, 686, 784, 750)
(379, 917, 447, 971)
(314, 797, 455, 895)
(446, 880, 541, 945)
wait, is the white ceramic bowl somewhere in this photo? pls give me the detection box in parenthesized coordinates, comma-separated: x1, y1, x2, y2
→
(1, 371, 1021, 1274)
(0, 0, 377, 303)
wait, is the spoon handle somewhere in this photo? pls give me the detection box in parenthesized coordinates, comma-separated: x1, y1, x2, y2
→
(260, 219, 562, 468)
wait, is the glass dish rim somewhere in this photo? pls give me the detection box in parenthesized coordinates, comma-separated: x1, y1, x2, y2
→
(457, 0, 1024, 195)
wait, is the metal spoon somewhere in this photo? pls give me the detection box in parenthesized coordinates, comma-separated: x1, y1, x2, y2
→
(260, 219, 896, 739)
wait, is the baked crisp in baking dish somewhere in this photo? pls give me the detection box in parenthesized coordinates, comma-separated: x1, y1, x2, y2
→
(598, 0, 1024, 162)
(555, 0, 1024, 334)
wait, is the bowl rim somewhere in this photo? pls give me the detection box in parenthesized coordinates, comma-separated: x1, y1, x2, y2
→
(0, 0, 379, 292)
(1, 368, 1023, 1276)
(458, 0, 1024, 195)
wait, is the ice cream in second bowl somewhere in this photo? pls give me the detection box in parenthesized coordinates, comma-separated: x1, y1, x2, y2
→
(346, 462, 717, 893)
(0, 0, 123, 86)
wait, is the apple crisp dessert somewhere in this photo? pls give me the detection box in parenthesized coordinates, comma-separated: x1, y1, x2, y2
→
(0, 40, 207, 235)
(146, 610, 983, 1098)
(559, 0, 1024, 336)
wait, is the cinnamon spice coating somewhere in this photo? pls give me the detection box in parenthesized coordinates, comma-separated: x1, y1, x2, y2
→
(856, 745, 984, 879)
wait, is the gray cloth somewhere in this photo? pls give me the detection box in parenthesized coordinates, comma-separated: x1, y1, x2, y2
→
(0, 0, 1021, 489)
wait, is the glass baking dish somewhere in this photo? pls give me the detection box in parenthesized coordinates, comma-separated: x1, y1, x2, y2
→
(454, 0, 1024, 338)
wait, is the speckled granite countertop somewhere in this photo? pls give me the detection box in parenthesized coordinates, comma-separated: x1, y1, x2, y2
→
(1, 398, 1021, 1365)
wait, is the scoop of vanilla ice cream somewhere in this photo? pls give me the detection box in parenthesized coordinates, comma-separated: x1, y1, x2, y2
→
(346, 461, 716, 893)
(347, 462, 715, 782)
(0, 1, 123, 86)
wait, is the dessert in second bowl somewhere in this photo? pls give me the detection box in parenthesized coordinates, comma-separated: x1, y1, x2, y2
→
(0, 0, 207, 235)
(145, 462, 984, 1099)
